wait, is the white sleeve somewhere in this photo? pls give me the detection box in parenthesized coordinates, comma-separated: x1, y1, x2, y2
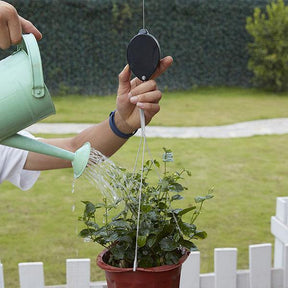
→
(0, 131, 40, 191)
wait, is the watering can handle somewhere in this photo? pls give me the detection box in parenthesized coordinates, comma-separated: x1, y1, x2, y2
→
(18, 34, 45, 98)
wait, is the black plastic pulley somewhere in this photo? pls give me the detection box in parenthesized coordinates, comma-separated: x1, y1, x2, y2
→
(127, 29, 161, 81)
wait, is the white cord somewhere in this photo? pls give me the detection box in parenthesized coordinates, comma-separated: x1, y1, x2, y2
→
(143, 0, 145, 29)
(133, 108, 146, 271)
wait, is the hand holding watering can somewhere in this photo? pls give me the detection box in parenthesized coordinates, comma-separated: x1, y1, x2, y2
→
(0, 0, 41, 49)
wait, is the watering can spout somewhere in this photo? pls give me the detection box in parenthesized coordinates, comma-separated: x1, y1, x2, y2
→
(72, 142, 91, 178)
(0, 134, 91, 178)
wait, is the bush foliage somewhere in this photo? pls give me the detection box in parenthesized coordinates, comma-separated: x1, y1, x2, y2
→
(246, 0, 288, 92)
(1, 0, 287, 94)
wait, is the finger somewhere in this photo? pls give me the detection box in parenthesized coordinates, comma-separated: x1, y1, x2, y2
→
(130, 76, 143, 89)
(130, 90, 162, 105)
(117, 64, 132, 96)
(130, 56, 173, 88)
(136, 102, 160, 118)
(0, 2, 19, 49)
(151, 56, 173, 80)
(8, 13, 22, 45)
(130, 79, 157, 96)
(0, 24, 11, 49)
(19, 16, 42, 40)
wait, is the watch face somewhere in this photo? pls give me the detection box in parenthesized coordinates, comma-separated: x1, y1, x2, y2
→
(127, 29, 161, 81)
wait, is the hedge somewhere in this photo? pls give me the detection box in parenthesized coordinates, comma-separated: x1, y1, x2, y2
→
(0, 0, 286, 95)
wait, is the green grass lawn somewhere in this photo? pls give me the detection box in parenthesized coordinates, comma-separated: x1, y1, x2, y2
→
(1, 87, 288, 286)
(46, 87, 288, 126)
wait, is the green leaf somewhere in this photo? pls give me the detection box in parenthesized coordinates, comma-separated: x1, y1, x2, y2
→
(139, 221, 153, 235)
(138, 255, 155, 268)
(156, 224, 175, 242)
(106, 232, 120, 243)
(179, 221, 196, 237)
(169, 183, 184, 192)
(79, 228, 95, 238)
(141, 204, 152, 213)
(169, 208, 182, 215)
(150, 160, 160, 168)
(194, 230, 207, 239)
(164, 251, 181, 265)
(159, 237, 178, 251)
(85, 221, 99, 229)
(82, 201, 96, 216)
(158, 201, 168, 209)
(159, 179, 169, 191)
(137, 236, 147, 248)
(194, 194, 213, 203)
(179, 238, 198, 251)
(117, 235, 133, 244)
(171, 194, 184, 201)
(110, 247, 125, 260)
(178, 206, 196, 216)
(110, 220, 130, 229)
(146, 235, 157, 248)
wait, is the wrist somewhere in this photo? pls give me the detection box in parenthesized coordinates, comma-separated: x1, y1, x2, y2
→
(114, 110, 134, 134)
(109, 110, 137, 139)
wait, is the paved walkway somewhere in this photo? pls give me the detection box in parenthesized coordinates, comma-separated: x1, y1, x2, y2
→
(26, 118, 288, 139)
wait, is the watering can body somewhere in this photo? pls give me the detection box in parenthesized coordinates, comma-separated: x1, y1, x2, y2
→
(0, 33, 55, 142)
(0, 34, 90, 178)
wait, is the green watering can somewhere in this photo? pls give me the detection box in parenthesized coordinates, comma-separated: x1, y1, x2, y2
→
(0, 34, 90, 178)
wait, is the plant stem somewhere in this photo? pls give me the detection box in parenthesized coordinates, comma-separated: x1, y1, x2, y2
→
(191, 201, 204, 224)
(104, 198, 108, 226)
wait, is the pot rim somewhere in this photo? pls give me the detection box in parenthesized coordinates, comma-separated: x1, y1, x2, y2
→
(97, 248, 190, 273)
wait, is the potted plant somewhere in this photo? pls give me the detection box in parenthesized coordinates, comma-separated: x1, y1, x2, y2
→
(79, 148, 212, 288)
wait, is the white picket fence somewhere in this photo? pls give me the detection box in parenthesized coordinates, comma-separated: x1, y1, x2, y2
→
(1, 196, 288, 288)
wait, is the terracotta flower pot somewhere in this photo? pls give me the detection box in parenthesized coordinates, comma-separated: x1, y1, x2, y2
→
(97, 249, 189, 288)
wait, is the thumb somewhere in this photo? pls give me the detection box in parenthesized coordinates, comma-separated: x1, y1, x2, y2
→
(19, 16, 42, 40)
(117, 64, 131, 96)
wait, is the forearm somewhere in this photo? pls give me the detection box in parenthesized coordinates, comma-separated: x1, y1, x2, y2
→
(24, 115, 129, 171)
(71, 117, 129, 157)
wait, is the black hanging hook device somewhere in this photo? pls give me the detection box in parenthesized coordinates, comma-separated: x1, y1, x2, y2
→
(126, 0, 161, 81)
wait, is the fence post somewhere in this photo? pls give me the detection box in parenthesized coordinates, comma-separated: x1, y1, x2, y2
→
(249, 243, 272, 288)
(214, 248, 237, 288)
(271, 197, 288, 268)
(180, 251, 200, 288)
(284, 244, 288, 288)
(0, 263, 4, 288)
(66, 259, 90, 288)
(236, 270, 250, 288)
(18, 262, 45, 288)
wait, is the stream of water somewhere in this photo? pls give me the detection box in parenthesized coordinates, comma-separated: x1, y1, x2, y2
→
(82, 148, 123, 204)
